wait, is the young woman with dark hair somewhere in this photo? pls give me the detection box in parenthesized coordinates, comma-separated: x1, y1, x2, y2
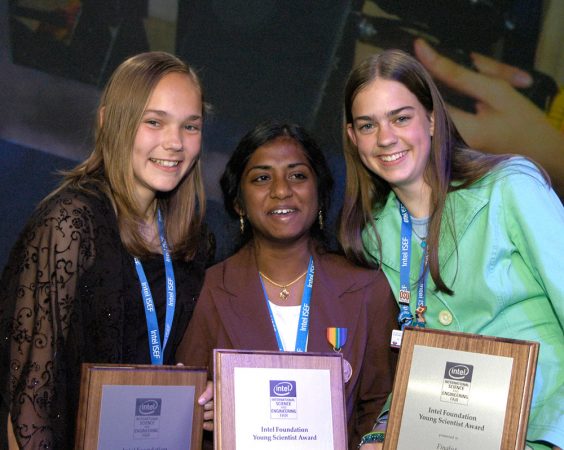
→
(341, 49, 563, 450)
(177, 120, 398, 449)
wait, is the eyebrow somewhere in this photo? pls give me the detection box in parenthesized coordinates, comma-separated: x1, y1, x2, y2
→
(353, 106, 414, 122)
(246, 162, 311, 172)
(143, 109, 202, 121)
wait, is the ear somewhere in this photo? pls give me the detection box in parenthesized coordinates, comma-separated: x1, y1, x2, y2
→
(429, 112, 435, 137)
(234, 200, 244, 216)
(346, 124, 357, 146)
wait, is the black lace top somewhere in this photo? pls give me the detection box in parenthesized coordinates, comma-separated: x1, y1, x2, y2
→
(0, 185, 208, 449)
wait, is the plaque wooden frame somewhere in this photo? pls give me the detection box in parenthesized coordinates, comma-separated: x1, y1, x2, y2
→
(384, 328, 539, 450)
(75, 363, 207, 450)
(214, 349, 347, 450)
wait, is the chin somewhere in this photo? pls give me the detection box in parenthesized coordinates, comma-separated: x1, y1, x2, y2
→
(154, 180, 184, 193)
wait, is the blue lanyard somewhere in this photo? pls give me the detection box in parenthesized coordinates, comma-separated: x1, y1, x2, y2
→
(133, 209, 176, 365)
(262, 257, 314, 352)
(397, 203, 429, 330)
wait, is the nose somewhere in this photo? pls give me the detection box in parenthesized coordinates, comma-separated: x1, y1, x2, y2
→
(164, 127, 183, 151)
(270, 176, 292, 199)
(377, 123, 397, 148)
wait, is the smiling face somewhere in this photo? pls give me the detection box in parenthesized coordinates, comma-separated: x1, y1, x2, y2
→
(131, 72, 203, 212)
(237, 137, 319, 246)
(347, 78, 434, 201)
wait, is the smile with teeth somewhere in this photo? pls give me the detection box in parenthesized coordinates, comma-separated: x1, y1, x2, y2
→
(150, 158, 180, 167)
(269, 209, 296, 215)
(379, 151, 407, 162)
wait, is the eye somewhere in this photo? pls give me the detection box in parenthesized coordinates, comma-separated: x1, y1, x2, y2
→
(289, 172, 308, 181)
(145, 119, 160, 127)
(184, 123, 201, 133)
(394, 115, 411, 125)
(357, 122, 375, 134)
(251, 174, 270, 183)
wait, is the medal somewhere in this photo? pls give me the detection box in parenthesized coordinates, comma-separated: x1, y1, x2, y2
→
(327, 327, 352, 382)
(342, 358, 353, 383)
(326, 327, 347, 351)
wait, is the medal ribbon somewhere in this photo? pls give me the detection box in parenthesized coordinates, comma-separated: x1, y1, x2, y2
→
(326, 327, 348, 351)
(397, 202, 429, 330)
(262, 256, 314, 352)
(134, 209, 176, 365)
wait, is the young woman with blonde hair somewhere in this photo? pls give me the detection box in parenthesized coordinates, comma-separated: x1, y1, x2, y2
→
(0, 51, 213, 448)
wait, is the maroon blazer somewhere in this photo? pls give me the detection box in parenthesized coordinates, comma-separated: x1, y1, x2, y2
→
(177, 244, 398, 449)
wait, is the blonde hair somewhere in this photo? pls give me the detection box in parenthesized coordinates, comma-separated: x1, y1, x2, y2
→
(53, 51, 206, 260)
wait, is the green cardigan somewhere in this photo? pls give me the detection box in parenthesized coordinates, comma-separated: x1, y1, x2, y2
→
(364, 158, 564, 449)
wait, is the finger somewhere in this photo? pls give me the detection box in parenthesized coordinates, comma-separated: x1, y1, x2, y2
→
(203, 421, 214, 432)
(203, 400, 214, 411)
(413, 38, 508, 104)
(470, 52, 532, 87)
(198, 380, 213, 405)
(203, 410, 214, 421)
(447, 105, 489, 149)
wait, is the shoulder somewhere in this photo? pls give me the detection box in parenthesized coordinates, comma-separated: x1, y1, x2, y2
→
(37, 184, 113, 224)
(372, 190, 397, 220)
(474, 157, 549, 192)
(202, 258, 228, 282)
(12, 184, 117, 259)
(201, 246, 253, 285)
(315, 250, 389, 294)
(1, 186, 113, 299)
(459, 157, 563, 232)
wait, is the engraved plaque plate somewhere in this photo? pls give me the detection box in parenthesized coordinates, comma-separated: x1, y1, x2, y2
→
(384, 328, 539, 450)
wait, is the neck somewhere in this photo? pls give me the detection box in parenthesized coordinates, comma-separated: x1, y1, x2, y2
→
(139, 200, 160, 251)
(393, 183, 432, 219)
(134, 186, 157, 221)
(254, 237, 312, 281)
(143, 200, 157, 221)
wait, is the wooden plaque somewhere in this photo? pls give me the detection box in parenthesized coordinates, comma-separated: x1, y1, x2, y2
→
(214, 349, 347, 450)
(384, 328, 539, 450)
(75, 363, 207, 450)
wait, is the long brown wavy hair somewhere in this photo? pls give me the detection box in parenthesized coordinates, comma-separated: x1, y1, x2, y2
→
(339, 49, 521, 294)
(50, 51, 207, 260)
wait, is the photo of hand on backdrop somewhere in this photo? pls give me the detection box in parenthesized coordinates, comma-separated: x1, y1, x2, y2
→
(354, 0, 564, 193)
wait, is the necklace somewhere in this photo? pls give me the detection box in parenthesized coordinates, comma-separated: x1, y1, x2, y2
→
(412, 228, 427, 248)
(259, 270, 308, 300)
(410, 215, 429, 248)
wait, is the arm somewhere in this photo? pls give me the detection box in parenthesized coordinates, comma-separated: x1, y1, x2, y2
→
(175, 280, 218, 373)
(355, 272, 399, 444)
(1, 193, 95, 448)
(175, 280, 218, 431)
(413, 38, 564, 194)
(500, 162, 564, 325)
(500, 162, 564, 449)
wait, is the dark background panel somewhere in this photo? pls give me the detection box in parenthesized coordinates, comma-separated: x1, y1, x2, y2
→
(1, 0, 561, 272)
(176, 1, 359, 149)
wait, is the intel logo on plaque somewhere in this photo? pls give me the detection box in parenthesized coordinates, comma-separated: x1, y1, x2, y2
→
(134, 398, 162, 439)
(269, 381, 297, 419)
(441, 362, 474, 405)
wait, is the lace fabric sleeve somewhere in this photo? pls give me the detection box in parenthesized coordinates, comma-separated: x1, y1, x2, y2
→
(1, 192, 97, 449)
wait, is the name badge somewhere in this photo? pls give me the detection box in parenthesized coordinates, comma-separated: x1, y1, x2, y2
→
(390, 329, 403, 348)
